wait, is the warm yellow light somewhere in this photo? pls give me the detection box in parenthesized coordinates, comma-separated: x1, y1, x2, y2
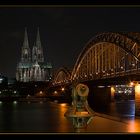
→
(130, 82, 134, 87)
(111, 86, 115, 93)
(135, 84, 140, 95)
(61, 87, 65, 91)
(39, 91, 43, 94)
(54, 91, 57, 94)
(60, 103, 67, 107)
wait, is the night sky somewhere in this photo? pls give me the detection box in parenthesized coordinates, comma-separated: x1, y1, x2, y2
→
(0, 6, 140, 78)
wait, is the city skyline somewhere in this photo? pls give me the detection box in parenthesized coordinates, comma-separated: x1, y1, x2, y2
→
(0, 6, 140, 78)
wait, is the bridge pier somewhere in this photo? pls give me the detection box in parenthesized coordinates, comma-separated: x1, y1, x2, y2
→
(87, 85, 111, 112)
(135, 84, 140, 116)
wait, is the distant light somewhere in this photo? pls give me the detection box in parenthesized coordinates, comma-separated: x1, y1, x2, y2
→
(54, 91, 57, 94)
(13, 101, 17, 104)
(60, 103, 67, 107)
(61, 88, 65, 91)
(0, 78, 3, 83)
(111, 87, 115, 93)
(13, 90, 17, 94)
(0, 101, 2, 104)
(135, 84, 140, 95)
(98, 86, 105, 88)
(121, 66, 123, 69)
(39, 91, 43, 94)
(0, 91, 1, 94)
(130, 82, 134, 87)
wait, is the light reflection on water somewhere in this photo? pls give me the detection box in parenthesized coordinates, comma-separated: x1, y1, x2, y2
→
(0, 100, 139, 133)
(0, 101, 74, 133)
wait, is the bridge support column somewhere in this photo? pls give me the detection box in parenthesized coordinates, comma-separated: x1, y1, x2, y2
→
(111, 86, 115, 102)
(88, 85, 111, 109)
(135, 84, 140, 116)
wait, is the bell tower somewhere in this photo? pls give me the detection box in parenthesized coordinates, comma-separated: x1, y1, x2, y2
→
(32, 27, 44, 63)
(21, 27, 31, 62)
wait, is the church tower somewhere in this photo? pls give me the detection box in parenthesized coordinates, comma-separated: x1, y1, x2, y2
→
(32, 27, 44, 63)
(21, 28, 31, 62)
(16, 27, 52, 82)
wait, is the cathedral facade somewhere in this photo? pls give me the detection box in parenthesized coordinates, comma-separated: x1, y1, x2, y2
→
(16, 28, 52, 82)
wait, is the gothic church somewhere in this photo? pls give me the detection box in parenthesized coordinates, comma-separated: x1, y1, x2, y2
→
(16, 28, 52, 82)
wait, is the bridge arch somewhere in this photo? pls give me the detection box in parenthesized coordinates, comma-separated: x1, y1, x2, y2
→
(71, 32, 140, 81)
(52, 67, 71, 85)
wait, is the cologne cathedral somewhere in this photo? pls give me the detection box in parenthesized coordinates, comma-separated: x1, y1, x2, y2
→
(16, 28, 52, 82)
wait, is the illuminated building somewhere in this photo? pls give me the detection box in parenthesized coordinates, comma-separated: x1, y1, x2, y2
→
(16, 28, 52, 82)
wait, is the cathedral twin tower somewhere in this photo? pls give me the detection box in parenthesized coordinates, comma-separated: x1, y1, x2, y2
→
(16, 28, 51, 82)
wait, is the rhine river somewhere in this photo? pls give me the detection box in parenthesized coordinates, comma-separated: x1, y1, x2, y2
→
(0, 99, 138, 133)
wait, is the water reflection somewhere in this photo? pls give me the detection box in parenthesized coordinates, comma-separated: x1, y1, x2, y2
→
(0, 100, 139, 133)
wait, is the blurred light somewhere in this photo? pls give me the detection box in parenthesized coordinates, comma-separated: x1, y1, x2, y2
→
(39, 91, 43, 94)
(135, 84, 140, 95)
(0, 101, 2, 104)
(60, 103, 67, 107)
(61, 88, 65, 91)
(54, 91, 57, 94)
(13, 101, 17, 104)
(0, 91, 1, 94)
(13, 90, 17, 94)
(121, 66, 123, 69)
(98, 86, 105, 88)
(130, 82, 134, 87)
(111, 87, 115, 93)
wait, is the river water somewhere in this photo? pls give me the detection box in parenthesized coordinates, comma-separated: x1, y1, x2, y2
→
(0, 99, 136, 133)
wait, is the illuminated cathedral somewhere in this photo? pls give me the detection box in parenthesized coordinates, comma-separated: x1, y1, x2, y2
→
(16, 28, 52, 82)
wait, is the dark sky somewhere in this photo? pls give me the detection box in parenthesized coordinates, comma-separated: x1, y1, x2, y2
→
(0, 6, 140, 78)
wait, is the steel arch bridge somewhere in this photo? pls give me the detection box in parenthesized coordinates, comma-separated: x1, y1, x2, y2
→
(52, 67, 71, 86)
(71, 32, 140, 82)
(52, 32, 140, 86)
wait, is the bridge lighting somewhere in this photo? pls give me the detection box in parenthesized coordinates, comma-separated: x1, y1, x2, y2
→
(13, 90, 17, 94)
(135, 84, 140, 95)
(13, 101, 17, 104)
(98, 86, 105, 88)
(61, 87, 65, 91)
(130, 82, 134, 87)
(121, 66, 123, 69)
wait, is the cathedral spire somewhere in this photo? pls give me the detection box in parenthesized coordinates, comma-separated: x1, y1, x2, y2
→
(21, 27, 31, 62)
(36, 27, 41, 48)
(23, 27, 29, 48)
